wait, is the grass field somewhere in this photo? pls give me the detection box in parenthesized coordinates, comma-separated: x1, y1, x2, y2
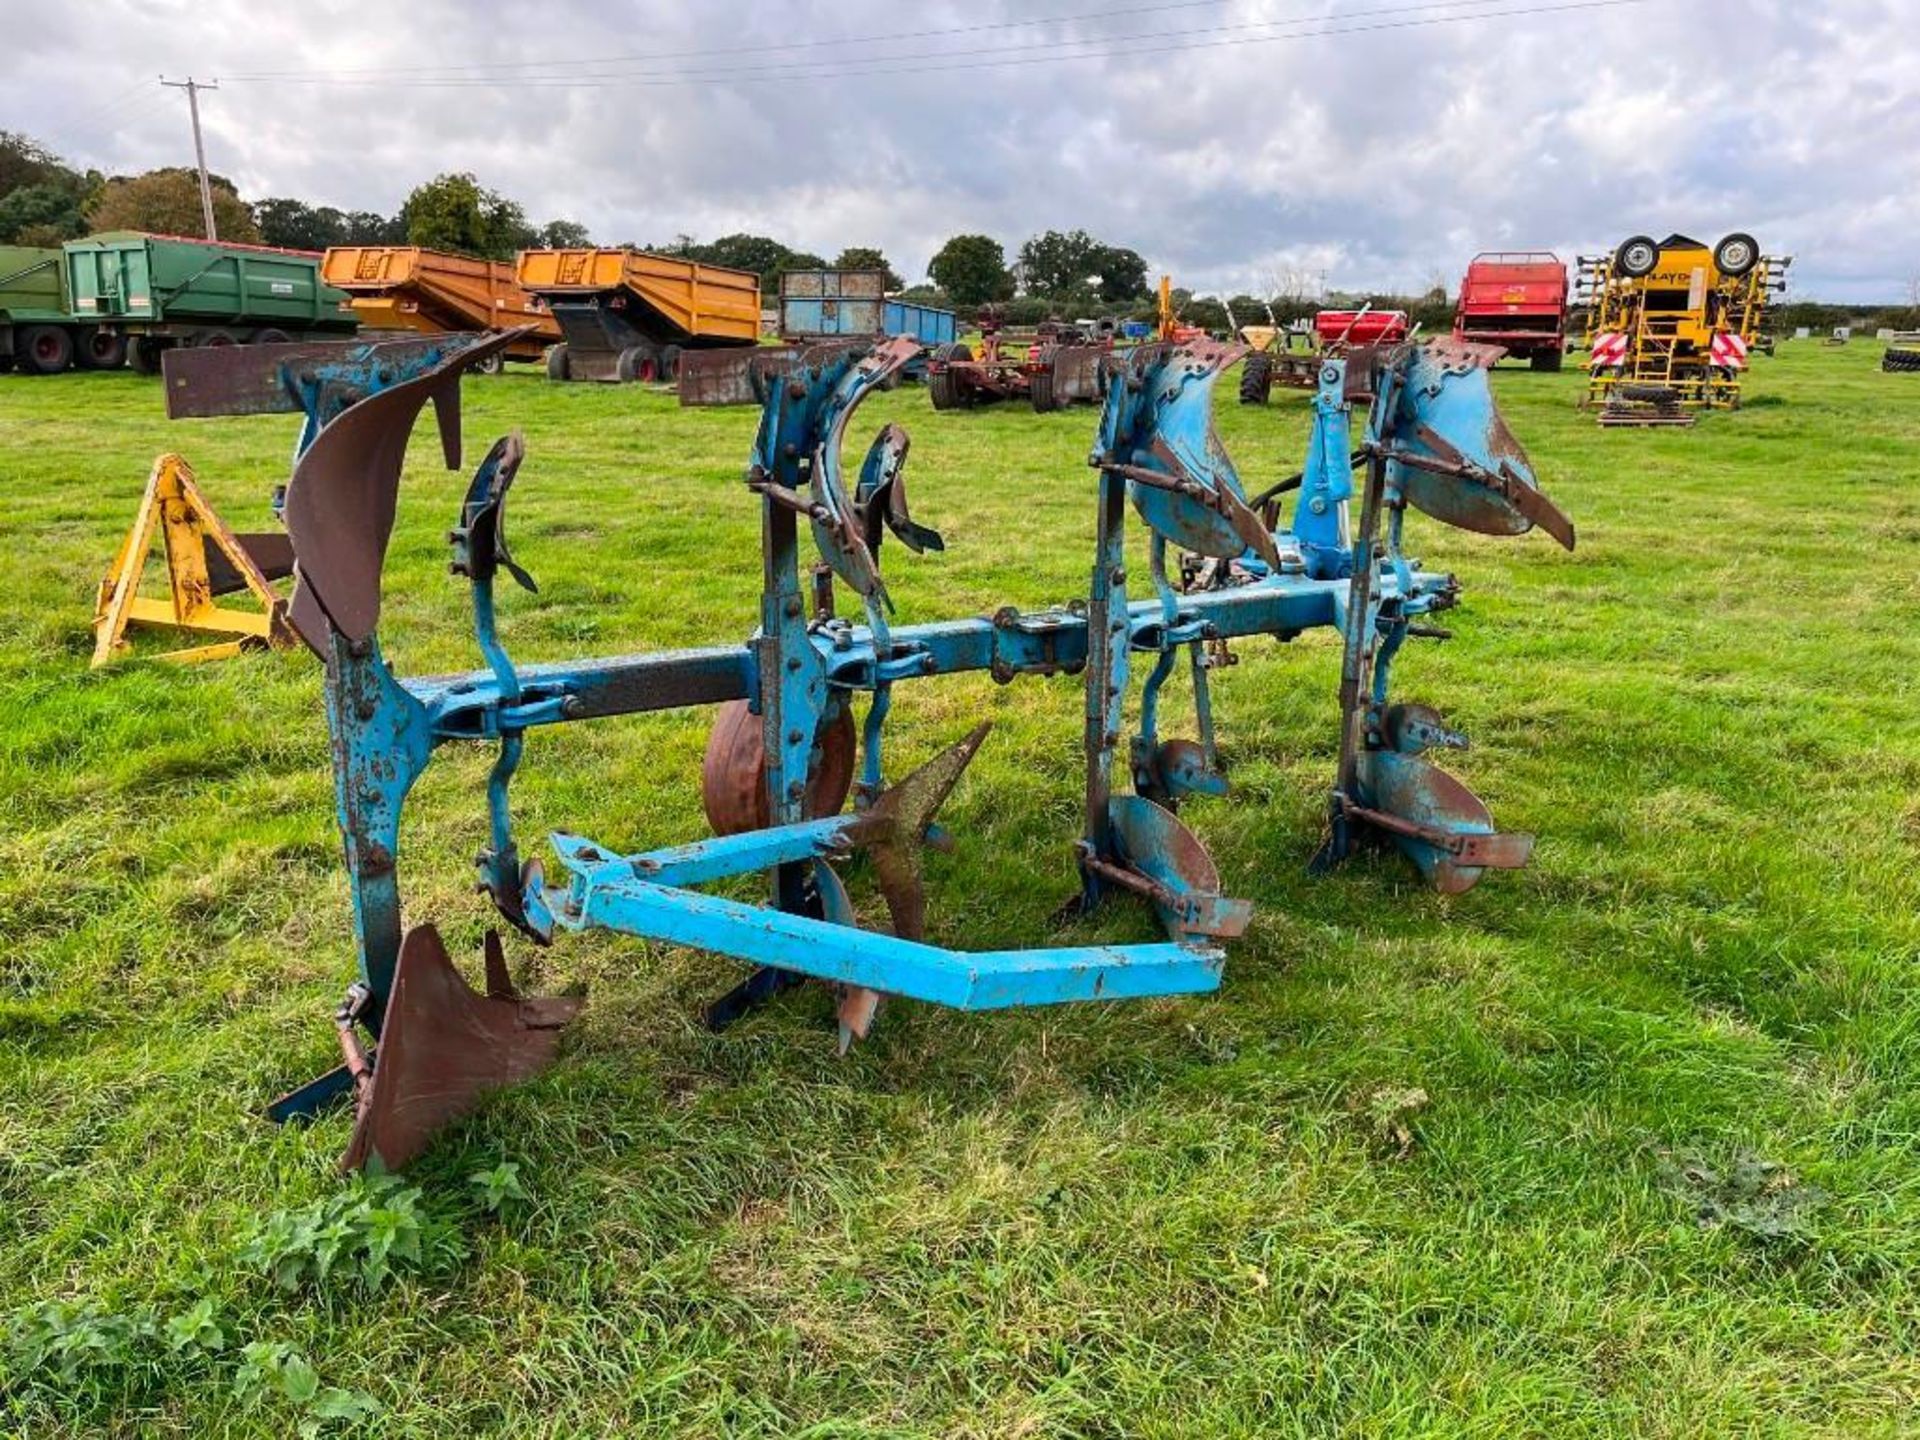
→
(2, 342, 1918, 1437)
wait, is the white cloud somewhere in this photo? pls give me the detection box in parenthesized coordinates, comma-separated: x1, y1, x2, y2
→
(7, 0, 1915, 300)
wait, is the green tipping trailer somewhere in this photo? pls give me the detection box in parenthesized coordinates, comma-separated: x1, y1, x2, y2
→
(0, 244, 132, 375)
(62, 232, 358, 374)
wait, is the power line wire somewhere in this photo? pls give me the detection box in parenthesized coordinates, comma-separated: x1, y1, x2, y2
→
(221, 0, 1655, 91)
(220, 0, 1255, 79)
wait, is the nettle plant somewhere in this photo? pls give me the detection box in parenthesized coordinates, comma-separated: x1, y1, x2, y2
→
(239, 1173, 466, 1294)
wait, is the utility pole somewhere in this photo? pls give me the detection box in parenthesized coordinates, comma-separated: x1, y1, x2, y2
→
(160, 76, 220, 240)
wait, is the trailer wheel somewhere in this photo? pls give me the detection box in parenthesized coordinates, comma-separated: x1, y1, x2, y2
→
(470, 352, 505, 376)
(75, 330, 128, 371)
(616, 344, 660, 383)
(1614, 236, 1659, 278)
(1529, 348, 1563, 373)
(189, 329, 238, 348)
(250, 327, 291, 347)
(658, 343, 683, 383)
(128, 337, 167, 375)
(17, 324, 74, 375)
(1238, 351, 1274, 404)
(1029, 371, 1057, 412)
(1712, 233, 1759, 278)
(545, 344, 571, 381)
(927, 342, 970, 410)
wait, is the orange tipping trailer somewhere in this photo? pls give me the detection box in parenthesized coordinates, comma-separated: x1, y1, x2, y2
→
(320, 246, 560, 370)
(514, 247, 761, 383)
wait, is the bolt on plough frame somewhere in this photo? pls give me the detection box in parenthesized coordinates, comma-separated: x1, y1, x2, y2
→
(164, 328, 1574, 1171)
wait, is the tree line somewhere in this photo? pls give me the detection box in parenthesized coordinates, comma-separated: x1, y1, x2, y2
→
(0, 131, 1158, 311)
(10, 130, 1912, 331)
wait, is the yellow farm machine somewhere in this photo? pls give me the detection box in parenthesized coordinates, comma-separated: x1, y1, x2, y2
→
(1578, 232, 1788, 426)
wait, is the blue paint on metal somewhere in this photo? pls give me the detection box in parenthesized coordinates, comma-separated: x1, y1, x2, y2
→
(555, 864, 1224, 1010)
(1294, 359, 1356, 579)
(267, 325, 1569, 1155)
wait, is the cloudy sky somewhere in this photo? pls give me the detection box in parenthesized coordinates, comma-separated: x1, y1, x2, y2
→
(8, 0, 1916, 301)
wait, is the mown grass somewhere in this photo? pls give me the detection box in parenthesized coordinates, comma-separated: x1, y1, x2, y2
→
(1, 341, 1917, 1436)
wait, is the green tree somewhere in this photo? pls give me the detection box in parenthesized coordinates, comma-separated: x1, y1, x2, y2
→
(87, 168, 260, 241)
(254, 198, 351, 251)
(832, 246, 903, 289)
(341, 210, 404, 245)
(0, 132, 100, 244)
(399, 173, 529, 260)
(687, 233, 824, 288)
(928, 234, 1013, 309)
(1017, 229, 1102, 297)
(0, 131, 66, 199)
(1091, 244, 1149, 302)
(0, 182, 88, 246)
(539, 219, 592, 249)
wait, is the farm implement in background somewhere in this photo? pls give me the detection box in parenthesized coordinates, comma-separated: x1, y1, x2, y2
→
(319, 246, 560, 372)
(928, 276, 1226, 417)
(1577, 233, 1787, 426)
(676, 268, 957, 407)
(221, 327, 1572, 1172)
(1238, 305, 1412, 403)
(1451, 252, 1569, 370)
(516, 247, 760, 385)
(1882, 334, 1920, 373)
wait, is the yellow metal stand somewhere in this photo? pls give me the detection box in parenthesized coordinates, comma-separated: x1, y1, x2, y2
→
(91, 453, 293, 668)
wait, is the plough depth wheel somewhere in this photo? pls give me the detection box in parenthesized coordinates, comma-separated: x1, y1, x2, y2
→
(701, 698, 857, 836)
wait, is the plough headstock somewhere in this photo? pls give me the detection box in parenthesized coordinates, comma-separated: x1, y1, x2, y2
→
(262, 330, 1575, 1171)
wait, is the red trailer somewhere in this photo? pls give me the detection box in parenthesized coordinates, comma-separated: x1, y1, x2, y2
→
(1451, 252, 1568, 370)
(1312, 309, 1409, 347)
(1238, 306, 1411, 404)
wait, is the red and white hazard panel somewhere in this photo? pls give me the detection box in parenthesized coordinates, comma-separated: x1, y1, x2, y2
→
(1589, 332, 1629, 368)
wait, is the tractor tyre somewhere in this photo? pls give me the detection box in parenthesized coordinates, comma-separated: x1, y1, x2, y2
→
(1883, 348, 1920, 373)
(1713, 233, 1759, 278)
(1239, 351, 1274, 404)
(615, 343, 660, 384)
(75, 329, 128, 371)
(545, 343, 571, 381)
(1029, 371, 1057, 412)
(127, 337, 167, 375)
(1614, 236, 1659, 278)
(1529, 347, 1563, 373)
(17, 324, 73, 374)
(659, 343, 683, 383)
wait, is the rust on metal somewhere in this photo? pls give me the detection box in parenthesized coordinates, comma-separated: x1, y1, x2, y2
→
(281, 344, 503, 645)
(341, 925, 579, 1173)
(701, 699, 856, 836)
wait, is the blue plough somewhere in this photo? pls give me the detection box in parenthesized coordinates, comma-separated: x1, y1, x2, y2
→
(176, 329, 1573, 1170)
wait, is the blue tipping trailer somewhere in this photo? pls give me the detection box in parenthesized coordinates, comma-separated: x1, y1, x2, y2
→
(779, 269, 955, 378)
